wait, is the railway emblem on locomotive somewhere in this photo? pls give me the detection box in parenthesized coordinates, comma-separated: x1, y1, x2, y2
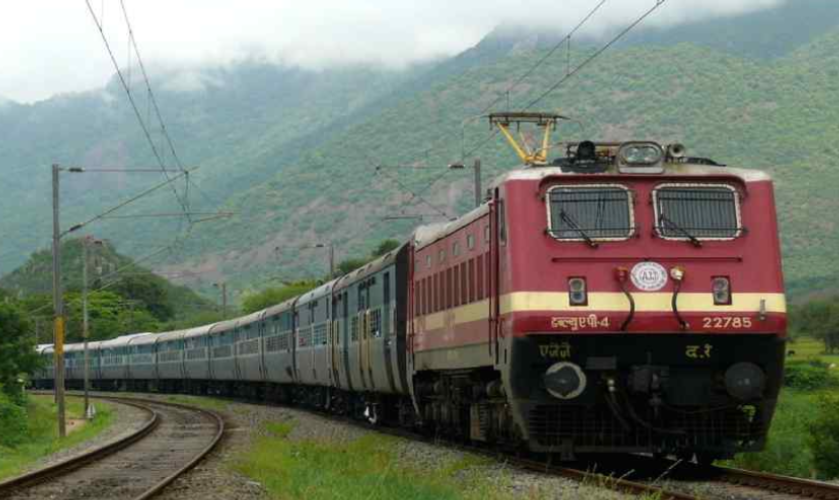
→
(630, 262, 668, 291)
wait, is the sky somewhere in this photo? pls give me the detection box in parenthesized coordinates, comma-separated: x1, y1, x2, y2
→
(0, 0, 784, 103)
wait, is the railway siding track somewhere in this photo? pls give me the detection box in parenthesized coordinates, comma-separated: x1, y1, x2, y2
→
(0, 396, 224, 500)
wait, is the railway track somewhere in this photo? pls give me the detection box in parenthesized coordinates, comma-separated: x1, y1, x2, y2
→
(704, 464, 839, 499)
(605, 454, 839, 500)
(0, 396, 224, 500)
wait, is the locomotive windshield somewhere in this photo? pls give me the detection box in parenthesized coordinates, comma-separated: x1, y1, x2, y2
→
(547, 185, 634, 241)
(653, 184, 742, 240)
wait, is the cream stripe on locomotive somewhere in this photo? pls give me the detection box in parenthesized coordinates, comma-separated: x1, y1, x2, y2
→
(417, 292, 786, 330)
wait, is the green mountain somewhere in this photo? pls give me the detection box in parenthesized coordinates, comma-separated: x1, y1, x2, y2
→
(0, 238, 215, 322)
(2, 0, 838, 300)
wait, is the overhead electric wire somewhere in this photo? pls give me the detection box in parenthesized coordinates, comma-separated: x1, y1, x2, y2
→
(83, 0, 192, 222)
(61, 169, 191, 236)
(476, 0, 609, 116)
(118, 0, 186, 174)
(522, 0, 668, 110)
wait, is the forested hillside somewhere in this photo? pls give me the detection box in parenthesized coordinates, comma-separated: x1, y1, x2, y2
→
(0, 238, 215, 341)
(1, 0, 837, 299)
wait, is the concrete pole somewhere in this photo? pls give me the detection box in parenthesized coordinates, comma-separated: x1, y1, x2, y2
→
(82, 239, 91, 419)
(51, 163, 66, 438)
(473, 159, 482, 208)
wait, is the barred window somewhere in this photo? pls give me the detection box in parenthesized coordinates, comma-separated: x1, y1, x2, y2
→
(213, 345, 232, 358)
(313, 323, 328, 345)
(370, 309, 382, 338)
(351, 317, 359, 342)
(654, 184, 742, 240)
(548, 185, 634, 241)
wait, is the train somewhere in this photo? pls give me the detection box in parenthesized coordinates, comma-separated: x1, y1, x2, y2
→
(34, 133, 787, 462)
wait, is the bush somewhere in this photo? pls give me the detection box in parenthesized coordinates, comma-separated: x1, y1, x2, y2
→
(0, 391, 28, 448)
(810, 394, 839, 479)
(784, 363, 833, 391)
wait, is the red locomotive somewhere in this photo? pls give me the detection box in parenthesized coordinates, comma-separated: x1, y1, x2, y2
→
(409, 113, 785, 460)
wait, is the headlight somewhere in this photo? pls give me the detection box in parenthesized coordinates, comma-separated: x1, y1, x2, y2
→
(724, 362, 765, 401)
(619, 143, 663, 165)
(568, 277, 587, 306)
(543, 362, 587, 400)
(712, 276, 731, 305)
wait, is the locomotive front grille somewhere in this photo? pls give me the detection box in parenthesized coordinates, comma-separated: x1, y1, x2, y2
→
(528, 404, 765, 449)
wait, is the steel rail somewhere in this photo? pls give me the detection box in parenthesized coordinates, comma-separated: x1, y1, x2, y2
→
(0, 398, 159, 493)
(2, 394, 225, 500)
(710, 465, 839, 499)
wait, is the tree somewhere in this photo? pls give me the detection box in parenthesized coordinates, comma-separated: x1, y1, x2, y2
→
(241, 282, 317, 314)
(337, 258, 368, 276)
(0, 302, 41, 399)
(797, 299, 839, 354)
(372, 239, 401, 257)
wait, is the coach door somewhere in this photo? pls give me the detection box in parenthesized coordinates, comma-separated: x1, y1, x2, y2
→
(489, 190, 502, 365)
(358, 281, 372, 390)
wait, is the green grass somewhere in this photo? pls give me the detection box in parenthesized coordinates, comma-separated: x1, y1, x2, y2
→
(0, 395, 114, 481)
(787, 337, 839, 366)
(727, 389, 818, 477)
(233, 420, 513, 500)
(234, 419, 653, 500)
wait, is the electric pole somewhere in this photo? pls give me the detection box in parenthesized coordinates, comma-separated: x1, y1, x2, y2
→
(449, 158, 483, 208)
(51, 163, 66, 438)
(473, 158, 482, 208)
(82, 236, 102, 419)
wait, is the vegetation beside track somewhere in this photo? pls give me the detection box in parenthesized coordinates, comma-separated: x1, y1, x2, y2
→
(233, 420, 500, 500)
(726, 337, 839, 480)
(0, 395, 113, 481)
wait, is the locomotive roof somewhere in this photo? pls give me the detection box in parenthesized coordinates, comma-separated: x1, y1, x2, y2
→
(489, 162, 771, 189)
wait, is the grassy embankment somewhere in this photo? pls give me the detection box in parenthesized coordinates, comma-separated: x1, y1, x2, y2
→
(234, 419, 665, 500)
(234, 421, 502, 500)
(727, 337, 838, 479)
(0, 395, 114, 481)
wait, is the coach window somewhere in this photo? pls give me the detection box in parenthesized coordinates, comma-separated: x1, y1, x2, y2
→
(484, 225, 490, 243)
(453, 241, 460, 257)
(468, 259, 476, 303)
(477, 255, 484, 300)
(547, 184, 634, 241)
(453, 265, 461, 307)
(426, 255, 432, 269)
(467, 234, 475, 250)
(446, 268, 454, 309)
(460, 263, 468, 305)
(438, 249, 445, 263)
(425, 277, 432, 315)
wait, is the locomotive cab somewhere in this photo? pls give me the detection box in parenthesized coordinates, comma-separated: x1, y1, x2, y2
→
(493, 140, 786, 459)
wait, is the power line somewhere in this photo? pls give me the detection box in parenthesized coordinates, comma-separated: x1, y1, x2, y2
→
(476, 0, 609, 116)
(118, 0, 186, 175)
(83, 0, 191, 222)
(522, 0, 668, 110)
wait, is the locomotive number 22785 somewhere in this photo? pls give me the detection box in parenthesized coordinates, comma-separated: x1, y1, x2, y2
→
(702, 316, 753, 329)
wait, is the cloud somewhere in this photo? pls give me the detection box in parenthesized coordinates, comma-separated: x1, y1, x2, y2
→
(0, 0, 785, 103)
